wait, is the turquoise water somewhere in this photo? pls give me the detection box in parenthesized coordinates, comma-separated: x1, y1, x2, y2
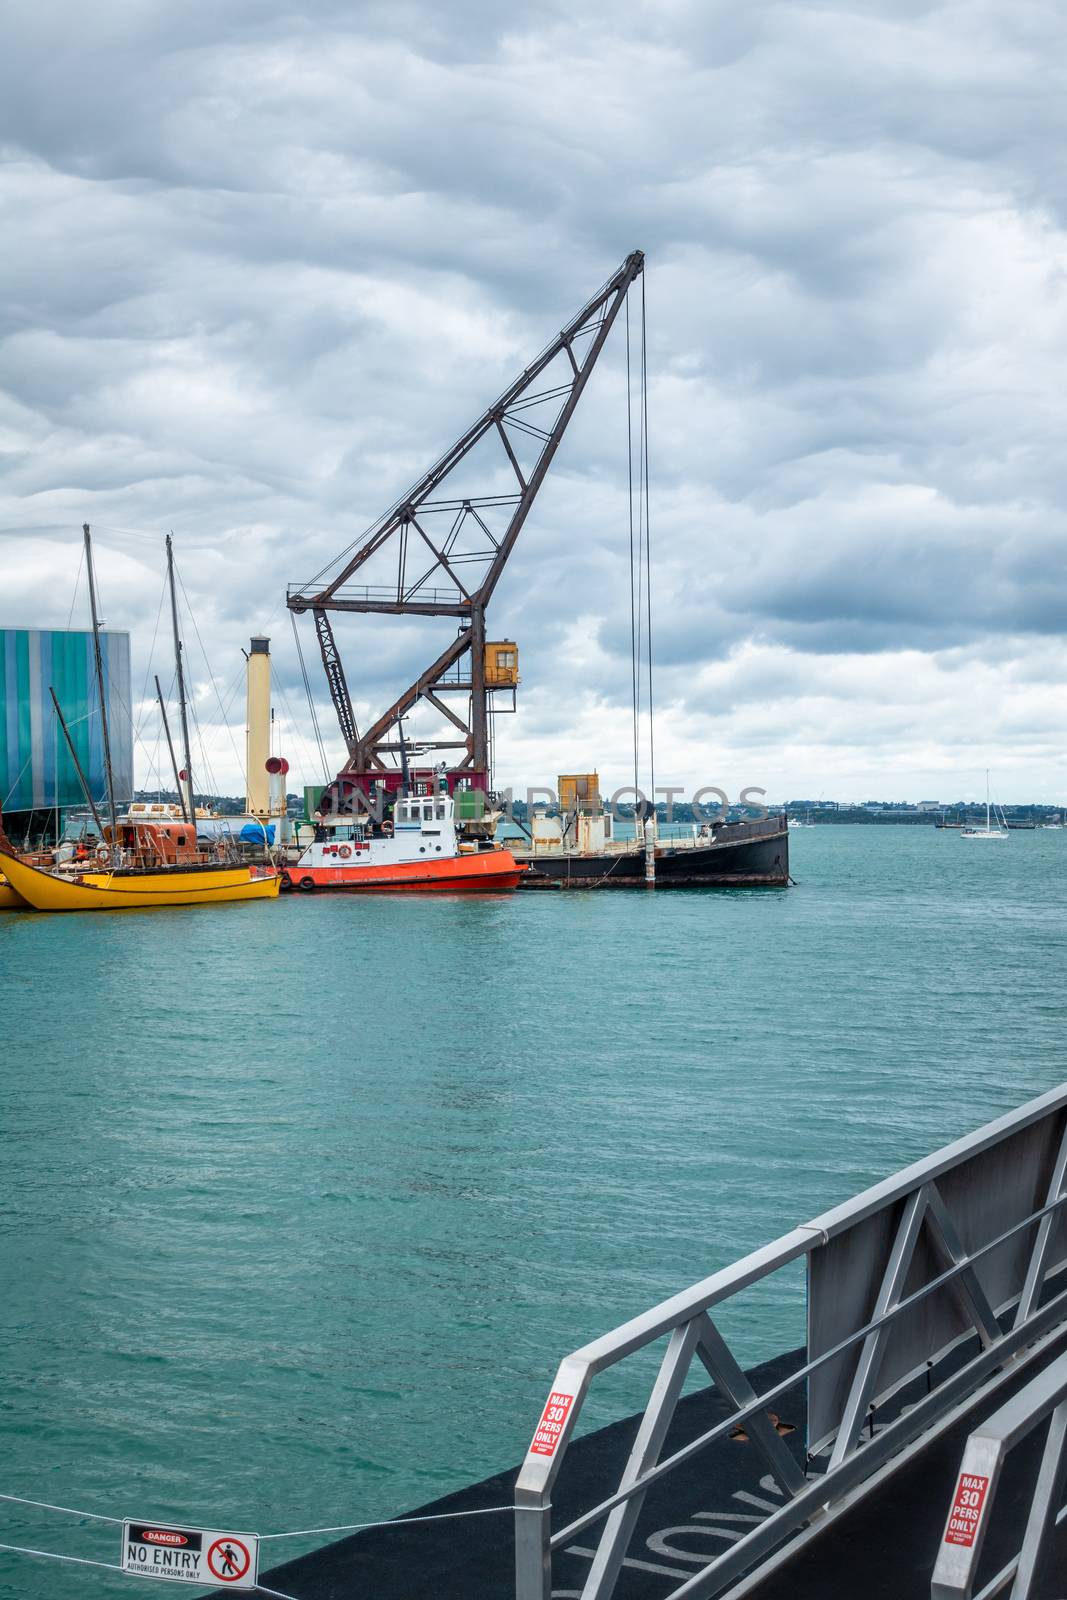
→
(1, 825, 1065, 1594)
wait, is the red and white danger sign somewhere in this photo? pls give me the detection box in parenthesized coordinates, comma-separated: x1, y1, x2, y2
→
(944, 1473, 990, 1548)
(121, 1522, 259, 1588)
(530, 1391, 574, 1457)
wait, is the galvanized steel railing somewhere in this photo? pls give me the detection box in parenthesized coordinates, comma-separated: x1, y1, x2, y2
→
(930, 1348, 1067, 1599)
(515, 1085, 1067, 1600)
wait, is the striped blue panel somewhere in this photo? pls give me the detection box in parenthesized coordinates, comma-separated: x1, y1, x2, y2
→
(0, 629, 132, 812)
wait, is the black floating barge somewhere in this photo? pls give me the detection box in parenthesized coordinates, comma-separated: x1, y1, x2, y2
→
(516, 815, 789, 888)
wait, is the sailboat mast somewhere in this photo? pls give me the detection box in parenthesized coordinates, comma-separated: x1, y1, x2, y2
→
(986, 769, 991, 832)
(155, 674, 189, 823)
(49, 685, 105, 836)
(82, 524, 120, 840)
(166, 535, 195, 819)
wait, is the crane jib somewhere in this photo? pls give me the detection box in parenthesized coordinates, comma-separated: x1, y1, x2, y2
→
(286, 249, 645, 796)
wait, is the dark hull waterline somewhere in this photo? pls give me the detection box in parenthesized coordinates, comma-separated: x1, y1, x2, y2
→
(516, 819, 789, 888)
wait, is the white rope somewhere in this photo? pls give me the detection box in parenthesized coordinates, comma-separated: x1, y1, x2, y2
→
(0, 1539, 302, 1599)
(261, 1503, 521, 1539)
(0, 1490, 122, 1524)
(0, 1540, 123, 1573)
(0, 1485, 530, 1576)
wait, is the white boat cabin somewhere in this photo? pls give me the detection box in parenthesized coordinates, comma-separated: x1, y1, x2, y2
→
(300, 793, 462, 868)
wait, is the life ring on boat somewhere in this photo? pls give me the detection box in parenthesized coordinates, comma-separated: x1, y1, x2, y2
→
(95, 845, 110, 864)
(338, 844, 352, 859)
(298, 875, 316, 892)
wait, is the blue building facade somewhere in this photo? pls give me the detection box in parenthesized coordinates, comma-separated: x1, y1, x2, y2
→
(0, 628, 133, 814)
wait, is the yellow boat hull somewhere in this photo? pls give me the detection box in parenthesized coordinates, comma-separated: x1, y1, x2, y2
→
(0, 875, 28, 910)
(0, 850, 280, 912)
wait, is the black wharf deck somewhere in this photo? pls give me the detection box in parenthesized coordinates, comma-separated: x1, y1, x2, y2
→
(208, 1334, 1067, 1600)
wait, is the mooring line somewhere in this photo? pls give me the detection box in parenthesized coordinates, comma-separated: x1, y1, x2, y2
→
(0, 1484, 533, 1573)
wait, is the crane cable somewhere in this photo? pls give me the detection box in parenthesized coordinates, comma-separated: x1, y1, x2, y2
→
(290, 608, 330, 782)
(626, 272, 655, 816)
(641, 269, 656, 807)
(626, 293, 640, 804)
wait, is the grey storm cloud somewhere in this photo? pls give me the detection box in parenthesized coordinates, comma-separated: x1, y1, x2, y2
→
(2, 0, 1067, 799)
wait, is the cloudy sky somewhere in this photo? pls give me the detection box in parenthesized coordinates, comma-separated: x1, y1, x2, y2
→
(3, 0, 1066, 804)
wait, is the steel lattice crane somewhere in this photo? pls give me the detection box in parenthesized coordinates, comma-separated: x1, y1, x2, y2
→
(287, 249, 644, 811)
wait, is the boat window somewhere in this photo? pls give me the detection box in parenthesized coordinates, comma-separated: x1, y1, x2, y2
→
(435, 802, 446, 819)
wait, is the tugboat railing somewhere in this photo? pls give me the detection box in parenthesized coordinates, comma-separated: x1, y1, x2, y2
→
(930, 1348, 1067, 1599)
(515, 1083, 1067, 1600)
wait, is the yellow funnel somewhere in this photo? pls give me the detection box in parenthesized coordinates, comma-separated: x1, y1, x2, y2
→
(246, 636, 270, 816)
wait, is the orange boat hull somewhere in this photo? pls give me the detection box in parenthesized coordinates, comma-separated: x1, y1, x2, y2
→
(286, 849, 524, 893)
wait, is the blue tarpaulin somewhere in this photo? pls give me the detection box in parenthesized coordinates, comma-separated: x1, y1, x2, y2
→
(238, 822, 275, 845)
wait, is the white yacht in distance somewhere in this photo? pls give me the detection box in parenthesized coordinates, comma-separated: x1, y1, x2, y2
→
(960, 771, 1008, 840)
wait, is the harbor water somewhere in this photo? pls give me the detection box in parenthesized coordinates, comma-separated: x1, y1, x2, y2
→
(2, 824, 1065, 1595)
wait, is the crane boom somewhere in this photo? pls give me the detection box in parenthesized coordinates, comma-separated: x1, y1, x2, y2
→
(288, 249, 644, 802)
(312, 608, 359, 759)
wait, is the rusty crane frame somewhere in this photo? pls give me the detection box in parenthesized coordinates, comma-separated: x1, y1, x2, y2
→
(287, 249, 644, 809)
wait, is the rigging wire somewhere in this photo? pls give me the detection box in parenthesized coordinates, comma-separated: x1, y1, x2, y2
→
(217, 659, 250, 730)
(64, 543, 85, 630)
(132, 572, 169, 747)
(273, 676, 326, 794)
(290, 609, 330, 781)
(2, 752, 33, 812)
(175, 563, 247, 791)
(55, 538, 158, 807)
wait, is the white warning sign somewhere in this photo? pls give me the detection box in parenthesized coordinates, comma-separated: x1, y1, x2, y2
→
(121, 1522, 259, 1588)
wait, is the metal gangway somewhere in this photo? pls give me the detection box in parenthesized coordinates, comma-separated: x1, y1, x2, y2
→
(515, 1083, 1067, 1600)
(931, 1348, 1067, 1599)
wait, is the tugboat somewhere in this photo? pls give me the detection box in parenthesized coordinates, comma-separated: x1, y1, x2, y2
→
(284, 792, 524, 894)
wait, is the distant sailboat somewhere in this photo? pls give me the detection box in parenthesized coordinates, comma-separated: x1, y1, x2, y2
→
(960, 772, 1008, 841)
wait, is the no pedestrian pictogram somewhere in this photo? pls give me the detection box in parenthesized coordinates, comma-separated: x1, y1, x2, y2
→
(208, 1536, 253, 1584)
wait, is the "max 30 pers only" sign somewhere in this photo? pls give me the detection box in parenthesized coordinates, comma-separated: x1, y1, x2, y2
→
(121, 1523, 260, 1588)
